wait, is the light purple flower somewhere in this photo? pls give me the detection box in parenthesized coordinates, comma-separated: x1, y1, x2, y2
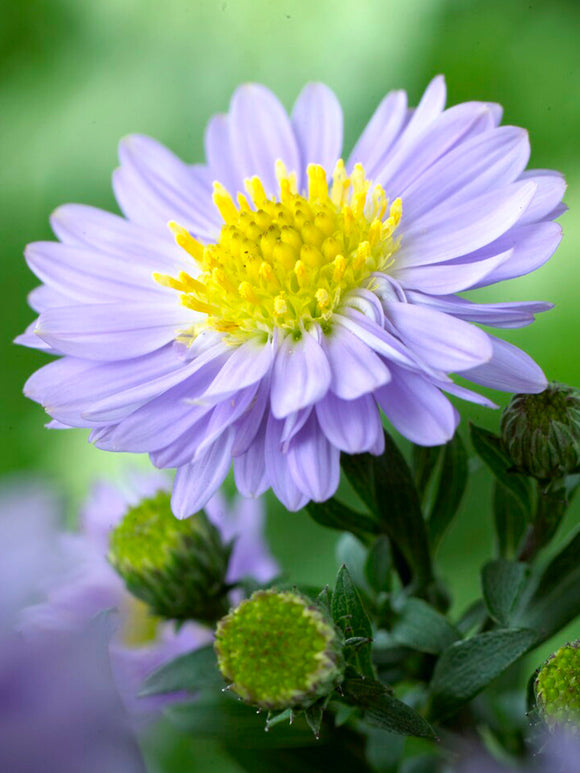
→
(0, 482, 145, 772)
(20, 472, 278, 719)
(455, 731, 580, 773)
(20, 77, 564, 514)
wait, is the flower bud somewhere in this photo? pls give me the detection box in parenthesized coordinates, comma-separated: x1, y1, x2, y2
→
(108, 490, 231, 624)
(215, 590, 344, 710)
(534, 640, 580, 732)
(500, 383, 580, 480)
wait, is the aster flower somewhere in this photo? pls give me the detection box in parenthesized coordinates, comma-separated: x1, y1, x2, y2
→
(20, 472, 278, 718)
(20, 77, 564, 514)
(0, 482, 145, 773)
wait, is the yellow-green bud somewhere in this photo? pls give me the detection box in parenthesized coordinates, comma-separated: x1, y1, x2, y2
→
(108, 490, 230, 624)
(215, 590, 344, 710)
(501, 383, 580, 480)
(535, 640, 580, 733)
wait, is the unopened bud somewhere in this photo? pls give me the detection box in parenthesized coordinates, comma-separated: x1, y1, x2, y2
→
(501, 383, 580, 480)
(109, 490, 230, 624)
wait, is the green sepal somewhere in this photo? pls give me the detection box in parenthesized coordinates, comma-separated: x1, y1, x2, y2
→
(481, 559, 529, 627)
(341, 678, 437, 739)
(332, 565, 375, 679)
(429, 628, 536, 719)
(140, 644, 221, 697)
(341, 431, 433, 585)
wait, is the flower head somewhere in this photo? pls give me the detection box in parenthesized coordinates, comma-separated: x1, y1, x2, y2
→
(20, 473, 278, 718)
(20, 78, 564, 514)
(109, 489, 231, 624)
(535, 640, 580, 733)
(215, 589, 343, 710)
(0, 483, 145, 772)
(501, 383, 580, 480)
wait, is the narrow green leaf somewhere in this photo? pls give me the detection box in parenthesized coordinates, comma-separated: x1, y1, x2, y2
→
(429, 628, 536, 719)
(493, 480, 528, 558)
(140, 645, 221, 696)
(342, 432, 433, 584)
(470, 424, 533, 517)
(305, 498, 379, 541)
(412, 444, 443, 500)
(519, 526, 580, 642)
(481, 560, 529, 627)
(332, 565, 375, 679)
(392, 597, 460, 655)
(365, 536, 392, 594)
(342, 678, 437, 739)
(427, 434, 468, 549)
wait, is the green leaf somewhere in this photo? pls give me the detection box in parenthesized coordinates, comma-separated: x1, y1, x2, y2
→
(305, 499, 379, 542)
(342, 678, 437, 739)
(140, 645, 222, 696)
(391, 597, 460, 655)
(455, 599, 487, 636)
(336, 533, 370, 595)
(519, 525, 580, 642)
(342, 432, 433, 584)
(493, 480, 528, 558)
(481, 559, 529, 627)
(166, 695, 317, 748)
(427, 434, 468, 549)
(332, 565, 375, 679)
(365, 536, 392, 594)
(412, 444, 442, 500)
(470, 424, 533, 517)
(429, 628, 536, 719)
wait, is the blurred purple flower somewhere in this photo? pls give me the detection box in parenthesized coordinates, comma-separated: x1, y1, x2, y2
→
(20, 472, 278, 718)
(0, 480, 145, 772)
(0, 626, 145, 773)
(20, 77, 564, 514)
(455, 731, 580, 773)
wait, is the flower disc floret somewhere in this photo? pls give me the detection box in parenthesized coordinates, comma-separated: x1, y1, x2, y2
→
(215, 590, 344, 710)
(535, 641, 580, 732)
(109, 490, 231, 623)
(157, 161, 402, 344)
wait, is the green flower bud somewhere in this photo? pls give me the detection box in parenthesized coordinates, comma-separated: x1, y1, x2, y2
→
(109, 490, 231, 624)
(215, 590, 344, 710)
(535, 640, 580, 732)
(501, 383, 580, 480)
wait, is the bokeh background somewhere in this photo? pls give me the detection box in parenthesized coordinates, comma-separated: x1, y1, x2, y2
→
(1, 0, 579, 769)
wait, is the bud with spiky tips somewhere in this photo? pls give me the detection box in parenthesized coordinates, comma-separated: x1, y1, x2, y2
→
(215, 590, 344, 711)
(108, 490, 231, 625)
(535, 641, 580, 733)
(501, 383, 580, 481)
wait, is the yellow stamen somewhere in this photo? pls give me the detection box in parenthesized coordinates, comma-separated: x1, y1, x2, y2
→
(158, 160, 402, 344)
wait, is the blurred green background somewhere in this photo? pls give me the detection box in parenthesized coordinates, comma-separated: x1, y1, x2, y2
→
(1, 0, 580, 769)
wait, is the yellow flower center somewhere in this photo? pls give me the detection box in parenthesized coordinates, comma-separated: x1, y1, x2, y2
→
(156, 160, 402, 344)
